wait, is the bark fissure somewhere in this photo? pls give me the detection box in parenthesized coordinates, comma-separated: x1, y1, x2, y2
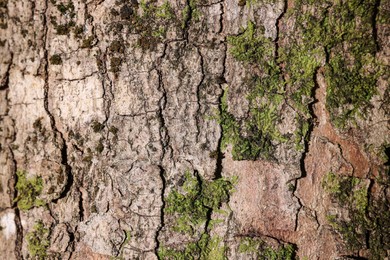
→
(42, 0, 73, 204)
(102, 50, 114, 125)
(0, 52, 12, 90)
(293, 67, 321, 231)
(372, 0, 381, 52)
(194, 45, 205, 144)
(154, 48, 170, 256)
(9, 146, 23, 260)
(155, 165, 166, 259)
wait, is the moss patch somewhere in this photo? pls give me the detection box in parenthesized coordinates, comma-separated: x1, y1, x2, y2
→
(224, 0, 385, 160)
(165, 171, 235, 234)
(291, 0, 384, 128)
(159, 171, 236, 258)
(14, 171, 45, 211)
(238, 237, 297, 259)
(158, 234, 226, 260)
(322, 172, 390, 258)
(222, 22, 288, 160)
(26, 221, 50, 259)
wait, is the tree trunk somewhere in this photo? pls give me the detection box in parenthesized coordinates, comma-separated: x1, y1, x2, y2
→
(0, 0, 389, 259)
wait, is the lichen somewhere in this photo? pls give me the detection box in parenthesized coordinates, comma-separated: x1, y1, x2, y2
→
(14, 171, 45, 211)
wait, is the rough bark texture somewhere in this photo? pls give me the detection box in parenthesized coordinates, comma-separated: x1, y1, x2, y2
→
(0, 0, 389, 259)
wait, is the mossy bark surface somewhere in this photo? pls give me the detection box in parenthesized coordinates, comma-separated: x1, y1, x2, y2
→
(0, 0, 389, 259)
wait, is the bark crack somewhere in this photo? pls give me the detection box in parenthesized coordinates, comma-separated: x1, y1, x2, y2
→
(9, 146, 23, 260)
(372, 0, 381, 52)
(154, 45, 171, 257)
(42, 0, 74, 204)
(194, 45, 205, 144)
(155, 165, 166, 259)
(0, 52, 12, 90)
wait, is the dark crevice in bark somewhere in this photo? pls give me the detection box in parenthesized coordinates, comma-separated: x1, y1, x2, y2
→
(214, 85, 225, 181)
(9, 146, 23, 260)
(14, 207, 23, 260)
(42, 0, 73, 204)
(155, 55, 172, 162)
(155, 165, 166, 259)
(214, 40, 227, 180)
(217, 1, 224, 34)
(102, 50, 114, 126)
(293, 67, 321, 231)
(183, 0, 194, 36)
(274, 0, 287, 62)
(194, 45, 205, 144)
(372, 0, 381, 52)
(0, 52, 12, 90)
(78, 188, 84, 221)
(194, 170, 213, 240)
(155, 45, 170, 257)
(1, 47, 21, 257)
(365, 178, 374, 251)
(275, 0, 307, 232)
(66, 224, 76, 258)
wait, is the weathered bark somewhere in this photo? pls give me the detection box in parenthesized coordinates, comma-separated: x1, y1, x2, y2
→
(0, 0, 389, 259)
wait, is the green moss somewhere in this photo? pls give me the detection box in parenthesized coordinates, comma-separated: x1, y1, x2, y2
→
(238, 237, 297, 259)
(219, 76, 286, 160)
(155, 1, 174, 20)
(159, 171, 236, 258)
(239, 237, 259, 253)
(223, 21, 292, 160)
(294, 118, 309, 151)
(26, 221, 50, 259)
(113, 230, 131, 260)
(322, 172, 365, 207)
(228, 21, 274, 65)
(292, 0, 383, 128)
(181, 6, 190, 29)
(49, 54, 62, 65)
(129, 1, 176, 50)
(165, 171, 235, 233)
(263, 244, 296, 260)
(158, 234, 226, 260)
(325, 54, 379, 128)
(322, 172, 390, 258)
(14, 171, 45, 211)
(181, 0, 199, 29)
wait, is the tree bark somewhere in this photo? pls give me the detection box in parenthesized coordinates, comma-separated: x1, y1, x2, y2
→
(0, 0, 389, 259)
